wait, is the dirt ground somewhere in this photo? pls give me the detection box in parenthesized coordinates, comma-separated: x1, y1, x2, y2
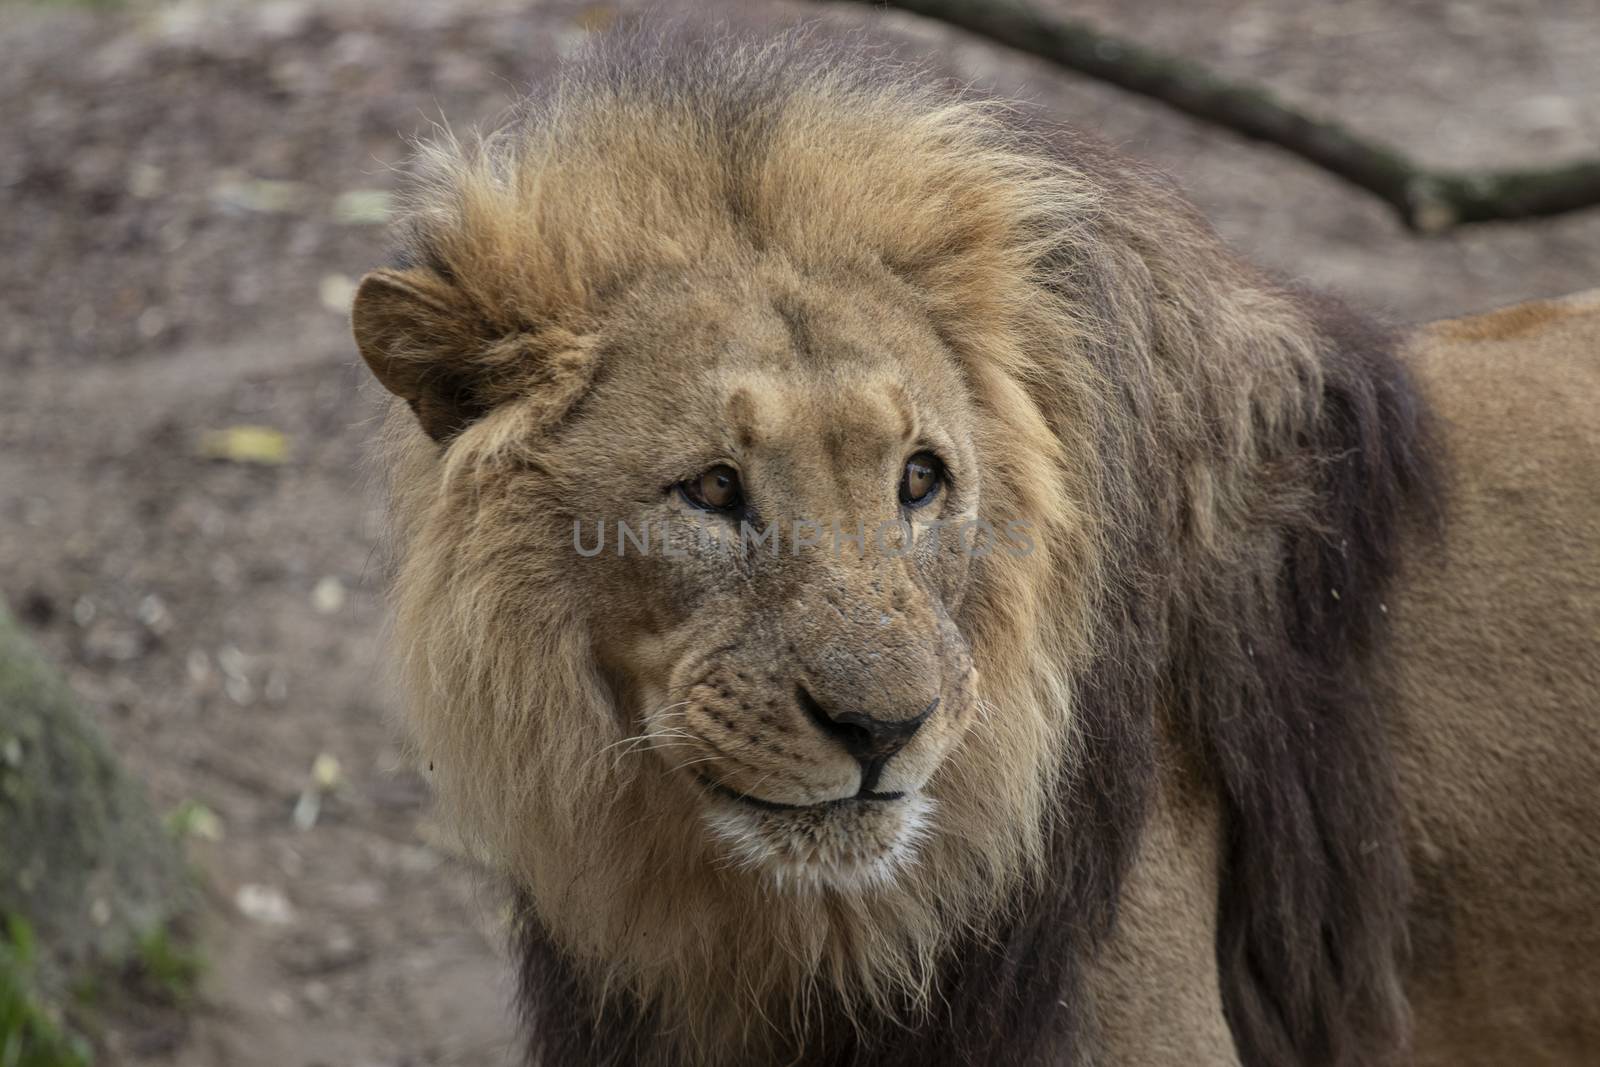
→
(1, 0, 1595, 1063)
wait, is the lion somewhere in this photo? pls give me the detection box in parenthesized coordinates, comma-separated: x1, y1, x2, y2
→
(349, 26, 1600, 1067)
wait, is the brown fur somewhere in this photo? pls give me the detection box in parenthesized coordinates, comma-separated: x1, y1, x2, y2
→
(1430, 288, 1600, 343)
(1389, 291, 1600, 1066)
(352, 25, 1599, 1067)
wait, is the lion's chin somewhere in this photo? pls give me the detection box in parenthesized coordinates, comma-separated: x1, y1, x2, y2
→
(700, 790, 936, 893)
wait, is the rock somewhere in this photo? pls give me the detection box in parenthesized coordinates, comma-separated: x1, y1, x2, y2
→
(318, 273, 358, 314)
(137, 593, 173, 635)
(82, 619, 147, 664)
(280, 924, 368, 976)
(311, 576, 346, 615)
(234, 883, 295, 926)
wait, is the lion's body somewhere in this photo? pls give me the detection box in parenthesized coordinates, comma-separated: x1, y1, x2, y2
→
(1391, 293, 1600, 1065)
(352, 28, 1600, 1067)
(1093, 294, 1600, 1067)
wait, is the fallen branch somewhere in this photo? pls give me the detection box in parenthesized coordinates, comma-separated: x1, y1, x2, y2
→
(833, 0, 1600, 232)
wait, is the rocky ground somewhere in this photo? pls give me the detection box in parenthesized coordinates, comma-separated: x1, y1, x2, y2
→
(1, 0, 1595, 1063)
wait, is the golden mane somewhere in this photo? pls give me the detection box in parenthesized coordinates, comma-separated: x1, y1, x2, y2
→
(361, 25, 1437, 1067)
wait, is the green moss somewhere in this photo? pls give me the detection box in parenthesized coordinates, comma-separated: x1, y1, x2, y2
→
(0, 604, 188, 995)
(1, 603, 195, 1059)
(0, 916, 92, 1067)
(162, 799, 222, 843)
(126, 927, 202, 1008)
(0, 913, 203, 1063)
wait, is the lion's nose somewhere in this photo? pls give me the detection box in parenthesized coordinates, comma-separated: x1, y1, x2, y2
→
(797, 686, 938, 789)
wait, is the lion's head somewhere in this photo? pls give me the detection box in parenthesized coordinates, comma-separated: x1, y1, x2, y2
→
(354, 26, 1428, 1067)
(355, 33, 1100, 1047)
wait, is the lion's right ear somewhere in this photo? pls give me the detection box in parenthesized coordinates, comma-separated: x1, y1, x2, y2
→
(352, 268, 491, 442)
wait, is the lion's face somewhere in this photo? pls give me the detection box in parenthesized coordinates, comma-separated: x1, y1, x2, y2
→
(539, 261, 989, 888)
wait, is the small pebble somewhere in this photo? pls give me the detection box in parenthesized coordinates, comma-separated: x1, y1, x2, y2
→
(311, 576, 346, 615)
(236, 883, 295, 925)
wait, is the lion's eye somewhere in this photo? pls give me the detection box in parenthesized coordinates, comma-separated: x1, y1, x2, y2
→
(899, 452, 944, 508)
(681, 464, 743, 512)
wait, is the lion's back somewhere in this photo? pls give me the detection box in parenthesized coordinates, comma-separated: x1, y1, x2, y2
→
(1393, 290, 1600, 1066)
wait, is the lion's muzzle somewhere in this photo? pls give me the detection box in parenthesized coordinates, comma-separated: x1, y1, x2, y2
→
(797, 686, 939, 792)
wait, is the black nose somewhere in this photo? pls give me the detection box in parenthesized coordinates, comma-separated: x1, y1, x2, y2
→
(798, 686, 938, 788)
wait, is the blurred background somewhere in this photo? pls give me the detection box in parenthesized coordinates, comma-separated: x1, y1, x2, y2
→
(0, 0, 1595, 1064)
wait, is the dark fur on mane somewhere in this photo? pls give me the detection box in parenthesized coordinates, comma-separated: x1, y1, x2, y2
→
(484, 27, 1443, 1067)
(1197, 292, 1439, 1066)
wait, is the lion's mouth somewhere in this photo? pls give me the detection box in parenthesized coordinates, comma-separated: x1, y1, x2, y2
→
(695, 772, 935, 891)
(696, 773, 905, 812)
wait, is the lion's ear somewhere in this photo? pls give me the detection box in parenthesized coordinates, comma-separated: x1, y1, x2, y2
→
(352, 267, 492, 442)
